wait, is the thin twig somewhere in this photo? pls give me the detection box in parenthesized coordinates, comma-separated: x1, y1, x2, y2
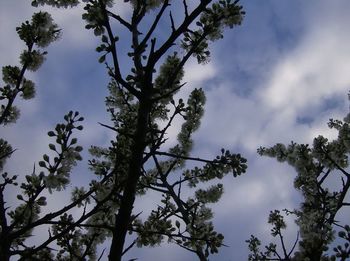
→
(169, 11, 175, 32)
(122, 240, 137, 256)
(139, 0, 169, 50)
(183, 0, 189, 17)
(151, 150, 217, 165)
(288, 232, 299, 257)
(107, 10, 132, 31)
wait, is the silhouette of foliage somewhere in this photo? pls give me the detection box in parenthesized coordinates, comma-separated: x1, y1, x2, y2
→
(0, 1, 246, 260)
(248, 94, 350, 261)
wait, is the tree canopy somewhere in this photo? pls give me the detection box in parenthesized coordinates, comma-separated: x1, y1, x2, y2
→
(0, 1, 247, 260)
(247, 100, 350, 260)
(1, 1, 350, 261)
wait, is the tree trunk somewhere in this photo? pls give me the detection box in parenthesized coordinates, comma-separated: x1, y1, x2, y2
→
(0, 190, 10, 261)
(108, 98, 151, 261)
(0, 235, 10, 261)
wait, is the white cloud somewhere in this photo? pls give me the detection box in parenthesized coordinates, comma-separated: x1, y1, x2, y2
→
(198, 4, 350, 154)
(0, 2, 32, 67)
(183, 60, 217, 84)
(260, 8, 350, 119)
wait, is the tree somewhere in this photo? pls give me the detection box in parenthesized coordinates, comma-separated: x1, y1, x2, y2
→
(247, 94, 350, 260)
(0, 1, 247, 260)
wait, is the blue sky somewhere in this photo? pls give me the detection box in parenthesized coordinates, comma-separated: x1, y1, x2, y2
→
(1, 1, 350, 260)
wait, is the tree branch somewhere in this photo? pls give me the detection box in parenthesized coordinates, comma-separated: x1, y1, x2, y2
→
(15, 190, 112, 259)
(107, 10, 132, 31)
(10, 171, 113, 239)
(151, 150, 218, 165)
(139, 0, 170, 50)
(100, 2, 141, 98)
(0, 43, 33, 125)
(147, 0, 211, 68)
(183, 0, 189, 17)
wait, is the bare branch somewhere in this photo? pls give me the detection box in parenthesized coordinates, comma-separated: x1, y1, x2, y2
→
(288, 232, 299, 257)
(97, 248, 106, 261)
(139, 0, 170, 50)
(183, 0, 189, 17)
(122, 240, 136, 256)
(318, 168, 331, 186)
(151, 150, 217, 165)
(100, 2, 140, 98)
(107, 10, 132, 31)
(169, 11, 175, 32)
(277, 230, 289, 260)
(98, 122, 118, 132)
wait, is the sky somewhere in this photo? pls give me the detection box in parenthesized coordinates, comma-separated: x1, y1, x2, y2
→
(1, 0, 350, 260)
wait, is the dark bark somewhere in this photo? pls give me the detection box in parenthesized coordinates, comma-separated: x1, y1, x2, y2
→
(0, 241, 11, 261)
(108, 97, 151, 261)
(0, 189, 10, 261)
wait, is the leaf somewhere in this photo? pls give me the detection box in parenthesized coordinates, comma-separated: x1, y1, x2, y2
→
(101, 35, 108, 43)
(38, 161, 46, 168)
(43, 154, 49, 162)
(37, 196, 47, 206)
(47, 131, 55, 137)
(98, 54, 106, 63)
(75, 146, 83, 152)
(48, 143, 56, 151)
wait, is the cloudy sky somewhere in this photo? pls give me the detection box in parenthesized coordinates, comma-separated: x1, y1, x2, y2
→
(1, 0, 350, 260)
